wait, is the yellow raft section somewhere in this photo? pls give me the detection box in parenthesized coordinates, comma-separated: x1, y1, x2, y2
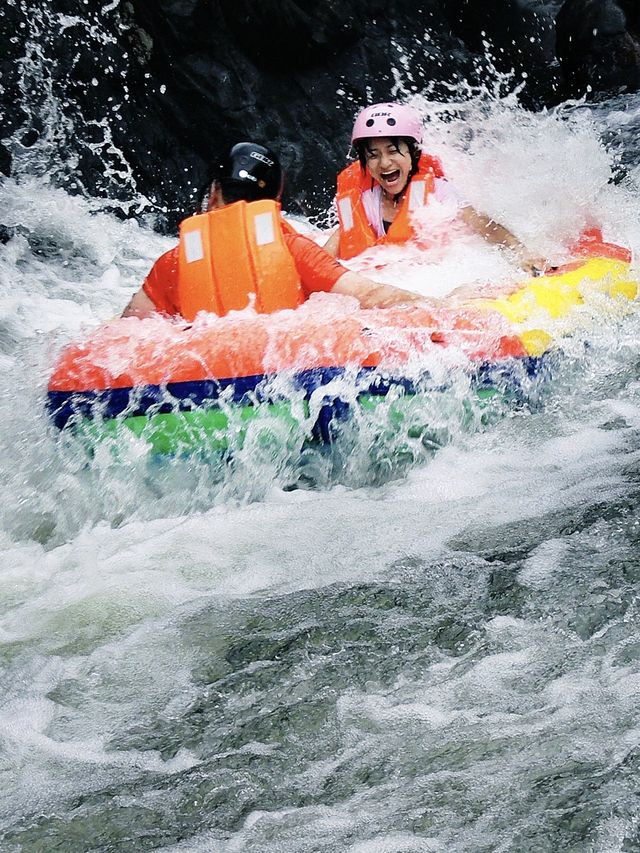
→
(472, 257, 638, 356)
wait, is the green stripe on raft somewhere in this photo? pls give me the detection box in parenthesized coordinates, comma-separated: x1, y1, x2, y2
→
(71, 386, 509, 457)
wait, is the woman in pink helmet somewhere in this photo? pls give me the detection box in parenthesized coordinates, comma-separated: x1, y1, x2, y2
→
(325, 102, 544, 274)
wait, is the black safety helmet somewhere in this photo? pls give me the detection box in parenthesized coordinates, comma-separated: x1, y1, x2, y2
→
(213, 142, 283, 205)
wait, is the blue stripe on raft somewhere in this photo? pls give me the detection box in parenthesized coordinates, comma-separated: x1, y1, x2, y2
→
(47, 356, 546, 432)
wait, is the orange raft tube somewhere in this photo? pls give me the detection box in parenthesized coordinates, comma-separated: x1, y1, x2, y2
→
(47, 231, 637, 454)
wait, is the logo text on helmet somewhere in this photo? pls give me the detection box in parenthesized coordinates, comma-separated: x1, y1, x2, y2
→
(250, 151, 274, 167)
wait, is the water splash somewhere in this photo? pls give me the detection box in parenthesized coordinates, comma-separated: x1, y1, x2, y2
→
(3, 0, 152, 217)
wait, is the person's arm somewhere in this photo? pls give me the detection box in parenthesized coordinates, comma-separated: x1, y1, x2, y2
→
(331, 271, 430, 309)
(284, 230, 433, 309)
(122, 287, 158, 319)
(459, 205, 546, 274)
(121, 246, 181, 318)
(323, 228, 340, 258)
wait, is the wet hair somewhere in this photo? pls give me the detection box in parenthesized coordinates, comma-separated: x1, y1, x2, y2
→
(198, 142, 282, 212)
(355, 136, 422, 181)
(197, 177, 265, 212)
(217, 177, 266, 204)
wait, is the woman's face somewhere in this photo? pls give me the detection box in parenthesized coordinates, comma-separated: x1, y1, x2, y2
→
(363, 137, 412, 195)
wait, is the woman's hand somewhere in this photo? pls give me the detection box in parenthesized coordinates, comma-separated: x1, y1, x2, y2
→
(514, 250, 548, 276)
(460, 206, 548, 274)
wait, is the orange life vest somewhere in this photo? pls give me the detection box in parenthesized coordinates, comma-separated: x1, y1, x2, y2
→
(177, 199, 304, 322)
(336, 153, 445, 260)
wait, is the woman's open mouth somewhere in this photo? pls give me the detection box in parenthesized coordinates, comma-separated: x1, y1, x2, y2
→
(380, 169, 402, 187)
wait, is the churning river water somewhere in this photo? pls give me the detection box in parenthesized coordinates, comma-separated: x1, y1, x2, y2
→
(3, 39, 640, 851)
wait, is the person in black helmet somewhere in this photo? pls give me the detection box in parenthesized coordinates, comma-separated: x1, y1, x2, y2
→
(212, 141, 283, 203)
(122, 142, 430, 319)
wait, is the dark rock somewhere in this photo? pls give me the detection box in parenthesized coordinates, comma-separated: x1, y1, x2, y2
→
(1, 0, 608, 234)
(556, 0, 640, 96)
(111, 0, 484, 226)
(443, 0, 560, 100)
(217, 0, 363, 70)
(114, 0, 567, 225)
(0, 0, 31, 178)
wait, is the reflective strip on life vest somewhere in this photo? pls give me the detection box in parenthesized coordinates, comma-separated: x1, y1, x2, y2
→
(178, 199, 304, 321)
(408, 179, 427, 211)
(385, 172, 435, 245)
(183, 230, 205, 262)
(338, 197, 354, 232)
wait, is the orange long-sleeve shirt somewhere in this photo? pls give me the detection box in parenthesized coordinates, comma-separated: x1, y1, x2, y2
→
(143, 230, 346, 317)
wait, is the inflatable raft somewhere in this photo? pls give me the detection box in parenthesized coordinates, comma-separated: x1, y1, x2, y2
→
(47, 231, 636, 455)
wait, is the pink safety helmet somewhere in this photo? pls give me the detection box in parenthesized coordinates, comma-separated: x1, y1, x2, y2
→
(351, 103, 423, 145)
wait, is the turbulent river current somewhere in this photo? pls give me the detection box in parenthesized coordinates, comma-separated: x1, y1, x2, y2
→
(4, 11, 640, 850)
